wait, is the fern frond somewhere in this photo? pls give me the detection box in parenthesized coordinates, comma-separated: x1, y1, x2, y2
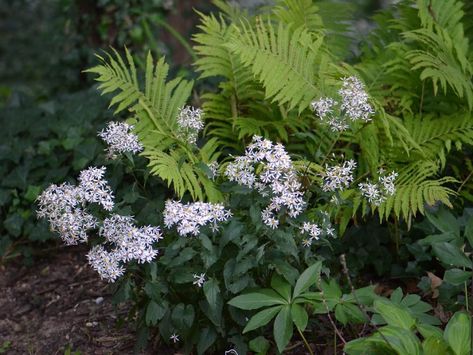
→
(273, 0, 322, 33)
(227, 18, 326, 112)
(377, 161, 457, 222)
(403, 113, 473, 167)
(87, 49, 222, 201)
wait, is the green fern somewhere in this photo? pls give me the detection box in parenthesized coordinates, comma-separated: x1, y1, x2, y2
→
(227, 17, 327, 113)
(86, 49, 222, 202)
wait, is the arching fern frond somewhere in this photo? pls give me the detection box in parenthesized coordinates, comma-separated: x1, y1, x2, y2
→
(378, 161, 457, 223)
(227, 17, 327, 112)
(273, 0, 322, 34)
(403, 113, 473, 167)
(86, 49, 222, 202)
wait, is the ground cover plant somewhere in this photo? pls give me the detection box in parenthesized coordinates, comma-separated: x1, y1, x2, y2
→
(4, 0, 473, 353)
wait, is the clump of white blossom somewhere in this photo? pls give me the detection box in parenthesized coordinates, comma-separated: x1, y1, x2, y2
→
(163, 200, 232, 236)
(37, 166, 162, 282)
(225, 136, 305, 228)
(359, 169, 398, 206)
(311, 76, 374, 132)
(193, 273, 206, 288)
(87, 214, 162, 282)
(299, 211, 336, 247)
(339, 76, 374, 122)
(78, 166, 115, 211)
(177, 106, 204, 144)
(37, 166, 115, 245)
(87, 245, 125, 282)
(98, 121, 143, 159)
(322, 159, 357, 192)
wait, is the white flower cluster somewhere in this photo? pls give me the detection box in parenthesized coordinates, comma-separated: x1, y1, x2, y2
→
(311, 97, 336, 120)
(163, 200, 232, 236)
(177, 106, 204, 144)
(78, 166, 115, 211)
(224, 136, 306, 228)
(300, 222, 321, 247)
(86, 245, 125, 282)
(98, 121, 143, 158)
(38, 166, 162, 282)
(359, 170, 398, 206)
(37, 166, 115, 245)
(300, 213, 336, 247)
(322, 159, 357, 192)
(311, 76, 374, 132)
(339, 76, 374, 122)
(87, 214, 163, 282)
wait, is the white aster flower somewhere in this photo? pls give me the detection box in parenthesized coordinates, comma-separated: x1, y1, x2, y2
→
(359, 170, 398, 206)
(98, 121, 143, 158)
(193, 273, 206, 288)
(311, 76, 374, 131)
(87, 245, 125, 282)
(78, 166, 115, 211)
(177, 106, 204, 144)
(339, 76, 374, 122)
(100, 214, 162, 264)
(322, 159, 357, 192)
(225, 136, 305, 228)
(311, 97, 337, 119)
(163, 200, 232, 237)
(170, 333, 180, 343)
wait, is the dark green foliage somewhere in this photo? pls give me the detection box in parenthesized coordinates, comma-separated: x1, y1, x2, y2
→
(0, 89, 110, 259)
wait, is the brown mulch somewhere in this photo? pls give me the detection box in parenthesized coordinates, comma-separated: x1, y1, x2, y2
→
(0, 246, 174, 355)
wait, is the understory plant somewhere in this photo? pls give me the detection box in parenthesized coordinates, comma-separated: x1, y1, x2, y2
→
(34, 0, 473, 353)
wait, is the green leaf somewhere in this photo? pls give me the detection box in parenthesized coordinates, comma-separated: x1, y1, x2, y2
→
(171, 304, 195, 331)
(427, 208, 460, 237)
(417, 323, 443, 339)
(444, 268, 472, 286)
(293, 261, 322, 298)
(374, 325, 422, 355)
(464, 216, 473, 248)
(422, 337, 454, 355)
(444, 312, 471, 355)
(271, 274, 292, 301)
(203, 279, 223, 326)
(432, 242, 472, 269)
(228, 289, 287, 310)
(273, 305, 293, 353)
(249, 336, 270, 354)
(197, 327, 217, 355)
(374, 299, 416, 330)
(243, 305, 282, 333)
(344, 337, 395, 355)
(291, 304, 308, 331)
(146, 301, 165, 326)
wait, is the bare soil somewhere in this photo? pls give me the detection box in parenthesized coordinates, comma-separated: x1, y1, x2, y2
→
(0, 247, 170, 355)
